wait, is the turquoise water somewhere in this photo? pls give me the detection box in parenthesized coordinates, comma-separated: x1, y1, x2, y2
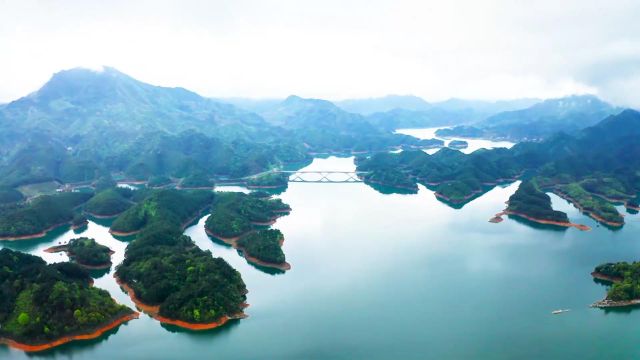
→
(2, 156, 640, 359)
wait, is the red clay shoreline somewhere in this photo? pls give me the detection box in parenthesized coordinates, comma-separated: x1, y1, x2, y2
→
(0, 312, 138, 352)
(204, 228, 291, 271)
(114, 275, 246, 330)
(590, 272, 640, 308)
(491, 210, 591, 231)
(109, 205, 209, 236)
(551, 189, 624, 228)
(591, 271, 622, 283)
(44, 245, 115, 269)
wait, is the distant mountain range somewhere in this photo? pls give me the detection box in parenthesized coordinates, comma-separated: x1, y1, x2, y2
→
(436, 95, 622, 141)
(0, 66, 631, 188)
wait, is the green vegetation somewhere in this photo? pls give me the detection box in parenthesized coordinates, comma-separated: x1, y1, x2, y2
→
(555, 183, 623, 225)
(84, 188, 132, 217)
(507, 181, 569, 222)
(116, 223, 247, 324)
(205, 192, 290, 238)
(110, 187, 247, 324)
(579, 176, 633, 201)
(147, 175, 172, 188)
(436, 95, 619, 141)
(0, 187, 23, 204)
(179, 173, 214, 188)
(246, 172, 289, 188)
(111, 189, 212, 234)
(237, 229, 286, 265)
(72, 214, 88, 228)
(93, 175, 117, 192)
(0, 248, 132, 345)
(0, 192, 92, 238)
(66, 237, 112, 267)
(357, 147, 521, 203)
(359, 110, 640, 218)
(593, 262, 640, 301)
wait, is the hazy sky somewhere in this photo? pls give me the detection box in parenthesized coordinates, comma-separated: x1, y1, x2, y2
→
(1, 0, 640, 106)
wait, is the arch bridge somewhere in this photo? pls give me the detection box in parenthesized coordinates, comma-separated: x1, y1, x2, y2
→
(276, 170, 368, 183)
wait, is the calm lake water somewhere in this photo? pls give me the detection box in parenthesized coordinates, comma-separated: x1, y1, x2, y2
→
(2, 155, 640, 359)
(396, 127, 515, 154)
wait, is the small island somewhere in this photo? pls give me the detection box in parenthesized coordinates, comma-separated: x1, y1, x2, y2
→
(205, 192, 292, 270)
(116, 224, 248, 330)
(590, 262, 640, 308)
(492, 181, 590, 230)
(447, 139, 469, 150)
(0, 248, 137, 352)
(237, 229, 290, 270)
(45, 237, 114, 269)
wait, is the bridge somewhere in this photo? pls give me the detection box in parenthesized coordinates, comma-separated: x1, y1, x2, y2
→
(277, 170, 368, 183)
(240, 169, 370, 183)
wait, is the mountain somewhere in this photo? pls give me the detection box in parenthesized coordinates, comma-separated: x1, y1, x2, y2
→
(259, 95, 440, 152)
(344, 97, 540, 131)
(366, 108, 471, 130)
(357, 109, 640, 222)
(1, 67, 267, 138)
(335, 95, 431, 115)
(0, 68, 310, 186)
(432, 98, 541, 114)
(218, 98, 282, 114)
(437, 95, 621, 141)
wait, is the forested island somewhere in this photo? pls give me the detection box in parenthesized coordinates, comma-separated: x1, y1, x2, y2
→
(205, 192, 291, 270)
(357, 109, 640, 228)
(237, 229, 290, 270)
(356, 147, 521, 201)
(591, 262, 640, 307)
(0, 192, 93, 240)
(491, 180, 590, 230)
(45, 237, 114, 269)
(112, 189, 248, 330)
(0, 248, 136, 351)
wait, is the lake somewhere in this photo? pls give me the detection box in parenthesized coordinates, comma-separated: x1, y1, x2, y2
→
(2, 155, 640, 359)
(396, 127, 515, 154)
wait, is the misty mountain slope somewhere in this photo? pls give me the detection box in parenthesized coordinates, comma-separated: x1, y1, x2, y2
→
(437, 95, 621, 141)
(1, 67, 269, 139)
(336, 95, 432, 115)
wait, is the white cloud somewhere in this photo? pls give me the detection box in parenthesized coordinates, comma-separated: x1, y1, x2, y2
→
(0, 0, 639, 107)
